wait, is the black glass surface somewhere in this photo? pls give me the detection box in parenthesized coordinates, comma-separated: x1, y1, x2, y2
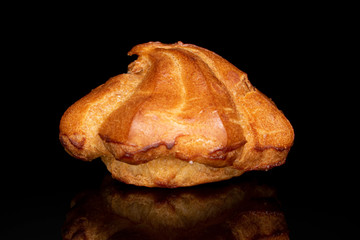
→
(62, 174, 289, 239)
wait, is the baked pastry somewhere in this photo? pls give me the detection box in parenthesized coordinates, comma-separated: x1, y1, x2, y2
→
(59, 41, 294, 187)
(62, 176, 289, 240)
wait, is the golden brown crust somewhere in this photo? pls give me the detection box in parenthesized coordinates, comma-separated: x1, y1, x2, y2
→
(99, 43, 247, 166)
(59, 73, 144, 160)
(101, 155, 244, 188)
(59, 41, 294, 187)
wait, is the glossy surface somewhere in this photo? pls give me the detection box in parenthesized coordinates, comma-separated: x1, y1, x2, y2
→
(4, 164, 355, 239)
(62, 175, 288, 239)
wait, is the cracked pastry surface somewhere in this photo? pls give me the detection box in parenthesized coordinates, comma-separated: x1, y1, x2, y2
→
(59, 41, 294, 187)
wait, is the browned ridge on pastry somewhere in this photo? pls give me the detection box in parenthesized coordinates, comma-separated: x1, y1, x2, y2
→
(59, 41, 294, 187)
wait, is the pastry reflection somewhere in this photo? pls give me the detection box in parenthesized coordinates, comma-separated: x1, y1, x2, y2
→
(62, 176, 289, 240)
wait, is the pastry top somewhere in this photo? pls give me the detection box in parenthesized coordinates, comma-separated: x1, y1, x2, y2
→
(60, 42, 294, 170)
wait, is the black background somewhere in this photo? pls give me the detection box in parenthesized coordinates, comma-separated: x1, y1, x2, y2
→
(3, 9, 356, 239)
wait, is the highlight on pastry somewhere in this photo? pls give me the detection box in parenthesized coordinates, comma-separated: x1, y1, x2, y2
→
(62, 176, 289, 240)
(59, 41, 294, 187)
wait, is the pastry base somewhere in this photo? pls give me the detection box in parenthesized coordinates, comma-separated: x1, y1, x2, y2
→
(101, 156, 244, 188)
